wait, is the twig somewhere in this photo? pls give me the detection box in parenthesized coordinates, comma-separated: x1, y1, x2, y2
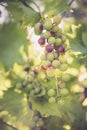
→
(1, 120, 19, 130)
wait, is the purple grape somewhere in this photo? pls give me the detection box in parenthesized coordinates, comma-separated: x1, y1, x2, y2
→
(39, 24, 43, 31)
(38, 38, 45, 45)
(50, 31, 55, 37)
(45, 44, 54, 52)
(57, 45, 65, 53)
(24, 66, 30, 72)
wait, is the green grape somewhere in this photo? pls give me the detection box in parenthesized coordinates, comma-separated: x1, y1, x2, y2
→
(62, 73, 71, 82)
(62, 35, 67, 42)
(40, 54, 46, 60)
(55, 28, 62, 36)
(56, 38, 62, 46)
(47, 89, 56, 97)
(30, 90, 35, 96)
(41, 31, 51, 39)
(60, 88, 69, 96)
(47, 53, 54, 61)
(16, 83, 22, 89)
(48, 37, 56, 44)
(53, 52, 59, 59)
(57, 99, 64, 106)
(53, 16, 61, 25)
(59, 63, 68, 71)
(52, 60, 60, 68)
(34, 23, 43, 35)
(52, 25, 59, 32)
(34, 87, 41, 94)
(46, 68, 55, 77)
(48, 97, 56, 103)
(43, 19, 53, 30)
(26, 84, 33, 91)
(42, 60, 51, 67)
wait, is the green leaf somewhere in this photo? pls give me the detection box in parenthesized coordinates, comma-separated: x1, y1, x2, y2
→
(7, 1, 40, 25)
(43, 0, 69, 14)
(0, 22, 27, 69)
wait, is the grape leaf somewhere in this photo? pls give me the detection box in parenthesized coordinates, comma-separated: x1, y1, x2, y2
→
(7, 1, 40, 25)
(0, 22, 27, 69)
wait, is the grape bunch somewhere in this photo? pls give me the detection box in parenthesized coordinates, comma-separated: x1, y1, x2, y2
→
(16, 67, 46, 98)
(34, 15, 69, 73)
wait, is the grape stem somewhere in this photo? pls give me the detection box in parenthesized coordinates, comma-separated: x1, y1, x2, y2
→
(32, 1, 43, 20)
(55, 76, 61, 98)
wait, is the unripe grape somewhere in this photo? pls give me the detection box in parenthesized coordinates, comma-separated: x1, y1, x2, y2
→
(52, 60, 60, 68)
(38, 38, 45, 45)
(58, 99, 64, 106)
(52, 25, 59, 32)
(46, 67, 55, 77)
(56, 28, 62, 36)
(38, 119, 44, 127)
(56, 38, 62, 46)
(48, 37, 56, 44)
(45, 44, 54, 53)
(60, 88, 69, 96)
(57, 45, 65, 53)
(47, 53, 54, 61)
(26, 84, 33, 91)
(42, 31, 51, 39)
(53, 16, 61, 25)
(47, 89, 56, 97)
(62, 35, 67, 42)
(34, 87, 41, 94)
(42, 60, 51, 68)
(60, 63, 68, 71)
(16, 83, 22, 89)
(48, 97, 56, 103)
(34, 23, 43, 35)
(44, 19, 53, 30)
(53, 52, 59, 59)
(40, 54, 46, 60)
(62, 73, 71, 82)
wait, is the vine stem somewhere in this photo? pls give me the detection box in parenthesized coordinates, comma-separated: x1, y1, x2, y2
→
(32, 1, 43, 20)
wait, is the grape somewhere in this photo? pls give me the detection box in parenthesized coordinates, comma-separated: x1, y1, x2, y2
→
(42, 31, 51, 39)
(52, 25, 59, 32)
(62, 73, 71, 82)
(38, 38, 45, 45)
(52, 60, 60, 68)
(34, 87, 41, 94)
(56, 38, 62, 46)
(42, 60, 51, 68)
(41, 54, 46, 60)
(57, 45, 65, 53)
(60, 88, 69, 96)
(59, 63, 68, 71)
(53, 52, 59, 59)
(48, 97, 56, 103)
(46, 67, 55, 77)
(43, 19, 53, 30)
(55, 28, 62, 36)
(45, 44, 54, 53)
(24, 66, 30, 72)
(16, 83, 22, 89)
(50, 31, 55, 37)
(58, 99, 64, 106)
(34, 23, 43, 35)
(26, 84, 33, 91)
(47, 53, 54, 61)
(53, 16, 61, 25)
(33, 116, 39, 122)
(62, 35, 67, 42)
(48, 37, 56, 44)
(47, 89, 56, 97)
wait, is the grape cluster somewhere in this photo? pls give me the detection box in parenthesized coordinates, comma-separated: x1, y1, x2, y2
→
(34, 16, 69, 73)
(30, 111, 47, 130)
(16, 67, 46, 98)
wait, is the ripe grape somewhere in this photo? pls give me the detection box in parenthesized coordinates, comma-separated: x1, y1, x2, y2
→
(57, 45, 65, 53)
(38, 38, 45, 45)
(47, 89, 56, 97)
(48, 97, 56, 103)
(52, 60, 60, 68)
(43, 19, 53, 30)
(45, 44, 54, 53)
(48, 37, 56, 44)
(34, 23, 43, 35)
